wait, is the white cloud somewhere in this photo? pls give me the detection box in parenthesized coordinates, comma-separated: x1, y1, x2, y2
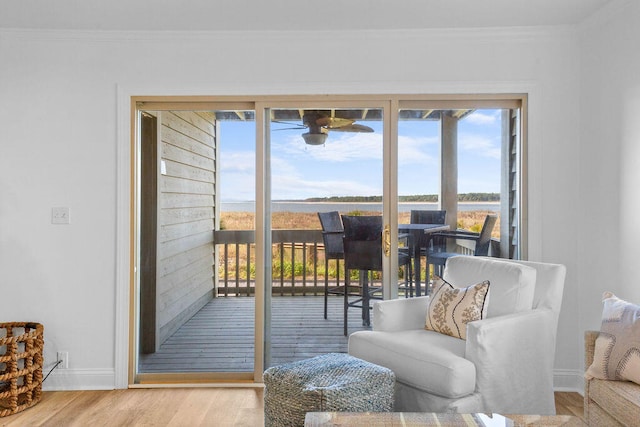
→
(269, 147, 382, 199)
(459, 133, 501, 159)
(269, 153, 296, 171)
(398, 134, 439, 166)
(219, 172, 255, 201)
(274, 131, 439, 167)
(271, 174, 380, 200)
(464, 111, 500, 125)
(219, 150, 255, 172)
(457, 176, 498, 193)
(218, 151, 256, 201)
(220, 126, 499, 200)
(291, 132, 384, 162)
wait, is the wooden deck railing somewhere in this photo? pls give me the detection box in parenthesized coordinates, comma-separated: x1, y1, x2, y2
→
(214, 229, 326, 296)
(213, 229, 500, 297)
(454, 237, 501, 256)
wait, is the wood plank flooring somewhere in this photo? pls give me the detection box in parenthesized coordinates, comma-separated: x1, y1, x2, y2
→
(139, 296, 370, 373)
(3, 296, 586, 426)
(0, 390, 584, 426)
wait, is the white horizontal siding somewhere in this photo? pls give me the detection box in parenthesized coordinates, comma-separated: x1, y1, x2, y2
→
(157, 111, 216, 344)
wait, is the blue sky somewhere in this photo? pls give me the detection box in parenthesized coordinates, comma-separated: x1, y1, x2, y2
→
(218, 109, 502, 201)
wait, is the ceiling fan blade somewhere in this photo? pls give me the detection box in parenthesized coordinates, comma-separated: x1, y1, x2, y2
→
(328, 123, 374, 133)
(315, 117, 355, 128)
(274, 127, 307, 131)
(272, 119, 307, 128)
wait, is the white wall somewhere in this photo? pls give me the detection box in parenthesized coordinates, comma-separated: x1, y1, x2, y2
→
(0, 25, 586, 389)
(578, 1, 640, 365)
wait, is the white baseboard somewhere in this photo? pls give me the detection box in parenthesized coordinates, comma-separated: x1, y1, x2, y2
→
(42, 368, 115, 391)
(554, 369, 584, 395)
(40, 367, 585, 394)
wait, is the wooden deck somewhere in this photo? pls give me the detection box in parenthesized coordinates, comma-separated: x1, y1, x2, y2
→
(139, 295, 371, 373)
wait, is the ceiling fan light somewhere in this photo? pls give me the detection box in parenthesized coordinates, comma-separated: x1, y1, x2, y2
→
(302, 132, 328, 145)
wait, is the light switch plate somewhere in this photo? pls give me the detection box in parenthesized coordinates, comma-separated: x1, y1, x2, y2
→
(52, 207, 70, 224)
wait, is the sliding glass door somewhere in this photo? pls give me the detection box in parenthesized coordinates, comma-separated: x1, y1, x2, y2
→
(261, 102, 401, 369)
(397, 99, 526, 293)
(133, 102, 259, 383)
(130, 95, 526, 385)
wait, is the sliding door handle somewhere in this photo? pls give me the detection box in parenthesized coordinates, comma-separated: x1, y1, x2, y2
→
(383, 224, 391, 257)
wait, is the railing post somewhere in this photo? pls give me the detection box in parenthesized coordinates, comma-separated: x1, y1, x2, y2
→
(302, 242, 307, 296)
(313, 242, 318, 296)
(279, 243, 284, 295)
(224, 244, 229, 297)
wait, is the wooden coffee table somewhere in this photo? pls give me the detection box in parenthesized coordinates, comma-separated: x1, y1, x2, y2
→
(304, 412, 585, 426)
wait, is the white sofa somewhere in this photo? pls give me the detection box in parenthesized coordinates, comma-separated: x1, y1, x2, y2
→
(348, 256, 566, 415)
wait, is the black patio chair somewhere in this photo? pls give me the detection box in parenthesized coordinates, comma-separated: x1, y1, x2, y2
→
(341, 215, 412, 336)
(408, 210, 447, 294)
(410, 209, 447, 254)
(427, 214, 498, 277)
(317, 211, 345, 319)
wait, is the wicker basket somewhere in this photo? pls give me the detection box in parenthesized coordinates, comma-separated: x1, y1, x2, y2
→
(0, 322, 44, 417)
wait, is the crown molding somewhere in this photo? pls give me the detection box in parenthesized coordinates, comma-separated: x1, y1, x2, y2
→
(0, 25, 577, 44)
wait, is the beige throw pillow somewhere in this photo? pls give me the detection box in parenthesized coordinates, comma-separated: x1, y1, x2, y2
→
(586, 292, 640, 385)
(425, 277, 490, 340)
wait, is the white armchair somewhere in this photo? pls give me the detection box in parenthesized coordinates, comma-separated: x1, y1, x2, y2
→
(348, 256, 565, 415)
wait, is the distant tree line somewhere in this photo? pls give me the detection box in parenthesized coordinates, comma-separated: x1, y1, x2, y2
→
(456, 193, 500, 202)
(305, 193, 500, 202)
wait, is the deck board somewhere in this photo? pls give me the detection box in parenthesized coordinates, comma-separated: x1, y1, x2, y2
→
(139, 295, 371, 373)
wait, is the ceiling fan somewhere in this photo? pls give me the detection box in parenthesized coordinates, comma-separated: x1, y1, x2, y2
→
(274, 111, 374, 145)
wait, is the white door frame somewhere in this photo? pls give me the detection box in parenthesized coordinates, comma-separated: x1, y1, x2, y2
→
(115, 89, 531, 388)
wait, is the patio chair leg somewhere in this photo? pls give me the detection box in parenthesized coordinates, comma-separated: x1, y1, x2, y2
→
(324, 259, 329, 319)
(360, 271, 366, 321)
(363, 271, 370, 327)
(344, 273, 349, 336)
(407, 261, 413, 298)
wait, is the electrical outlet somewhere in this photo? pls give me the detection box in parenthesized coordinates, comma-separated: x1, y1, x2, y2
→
(57, 351, 69, 369)
(52, 207, 71, 224)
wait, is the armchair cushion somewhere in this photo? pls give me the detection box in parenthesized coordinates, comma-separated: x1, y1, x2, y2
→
(443, 256, 536, 318)
(425, 278, 490, 340)
(348, 329, 475, 398)
(586, 292, 640, 386)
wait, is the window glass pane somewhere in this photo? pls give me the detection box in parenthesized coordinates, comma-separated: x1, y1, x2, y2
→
(456, 109, 501, 239)
(136, 109, 257, 377)
(219, 118, 256, 231)
(267, 107, 384, 367)
(398, 113, 441, 224)
(270, 108, 384, 228)
(397, 106, 520, 296)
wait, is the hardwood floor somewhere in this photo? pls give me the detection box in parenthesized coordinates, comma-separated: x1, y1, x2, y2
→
(1, 390, 583, 426)
(3, 296, 585, 426)
(1, 388, 263, 426)
(554, 392, 586, 420)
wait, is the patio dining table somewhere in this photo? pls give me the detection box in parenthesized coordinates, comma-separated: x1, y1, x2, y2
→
(398, 223, 450, 296)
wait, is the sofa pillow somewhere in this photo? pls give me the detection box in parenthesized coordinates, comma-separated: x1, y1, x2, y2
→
(585, 292, 640, 385)
(425, 277, 490, 340)
(443, 256, 536, 318)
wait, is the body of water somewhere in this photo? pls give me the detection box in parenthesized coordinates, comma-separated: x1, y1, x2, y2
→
(221, 201, 500, 213)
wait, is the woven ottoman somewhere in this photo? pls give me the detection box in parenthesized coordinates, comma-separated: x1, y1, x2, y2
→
(263, 353, 395, 427)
